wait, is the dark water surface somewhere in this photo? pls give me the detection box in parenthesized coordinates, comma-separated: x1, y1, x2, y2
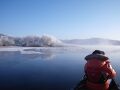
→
(0, 46, 119, 90)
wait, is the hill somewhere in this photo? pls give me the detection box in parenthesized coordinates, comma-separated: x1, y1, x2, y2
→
(62, 38, 120, 45)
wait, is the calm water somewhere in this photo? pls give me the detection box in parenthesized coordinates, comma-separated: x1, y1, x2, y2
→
(0, 46, 120, 90)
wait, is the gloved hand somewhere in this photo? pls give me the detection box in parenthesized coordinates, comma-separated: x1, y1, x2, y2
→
(102, 60, 116, 78)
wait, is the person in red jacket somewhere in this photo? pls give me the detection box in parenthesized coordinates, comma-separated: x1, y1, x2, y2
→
(84, 50, 116, 90)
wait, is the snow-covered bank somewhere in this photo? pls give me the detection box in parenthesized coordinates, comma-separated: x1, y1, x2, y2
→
(0, 46, 24, 51)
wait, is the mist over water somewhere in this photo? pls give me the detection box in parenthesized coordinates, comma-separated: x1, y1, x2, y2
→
(0, 46, 119, 90)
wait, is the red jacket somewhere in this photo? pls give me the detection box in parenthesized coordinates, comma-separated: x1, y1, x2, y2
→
(84, 59, 116, 90)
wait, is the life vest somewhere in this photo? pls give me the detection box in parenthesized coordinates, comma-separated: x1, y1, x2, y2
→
(84, 59, 116, 90)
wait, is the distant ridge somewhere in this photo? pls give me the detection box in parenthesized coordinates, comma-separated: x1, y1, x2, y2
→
(62, 38, 120, 45)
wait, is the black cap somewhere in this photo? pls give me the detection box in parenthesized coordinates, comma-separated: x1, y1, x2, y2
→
(85, 50, 109, 61)
(92, 50, 105, 55)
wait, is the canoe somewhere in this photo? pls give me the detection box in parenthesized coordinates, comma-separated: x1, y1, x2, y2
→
(74, 78, 120, 90)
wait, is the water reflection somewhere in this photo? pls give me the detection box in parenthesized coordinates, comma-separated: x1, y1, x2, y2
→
(21, 48, 56, 60)
(0, 49, 57, 61)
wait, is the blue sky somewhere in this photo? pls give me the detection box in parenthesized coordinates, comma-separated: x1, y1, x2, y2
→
(0, 0, 120, 40)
